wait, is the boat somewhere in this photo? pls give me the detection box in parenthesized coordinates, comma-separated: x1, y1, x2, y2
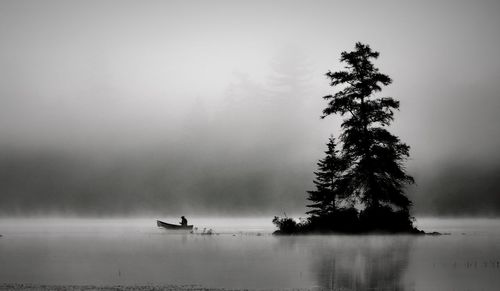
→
(156, 220, 194, 230)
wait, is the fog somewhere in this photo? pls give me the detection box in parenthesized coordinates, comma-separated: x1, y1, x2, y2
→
(1, 0, 500, 216)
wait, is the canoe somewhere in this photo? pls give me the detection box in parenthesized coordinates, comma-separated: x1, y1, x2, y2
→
(157, 220, 193, 230)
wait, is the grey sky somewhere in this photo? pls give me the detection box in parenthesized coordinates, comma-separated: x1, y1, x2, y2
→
(1, 0, 499, 216)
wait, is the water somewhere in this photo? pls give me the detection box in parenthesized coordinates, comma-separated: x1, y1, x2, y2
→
(0, 217, 499, 290)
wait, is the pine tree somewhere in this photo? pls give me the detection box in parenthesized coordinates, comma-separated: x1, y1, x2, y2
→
(273, 43, 419, 234)
(306, 137, 345, 218)
(322, 42, 414, 215)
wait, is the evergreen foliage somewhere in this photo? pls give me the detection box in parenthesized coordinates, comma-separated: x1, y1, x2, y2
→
(274, 42, 420, 234)
(322, 42, 414, 214)
(306, 136, 346, 218)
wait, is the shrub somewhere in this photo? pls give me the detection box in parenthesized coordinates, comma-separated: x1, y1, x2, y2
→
(272, 216, 304, 234)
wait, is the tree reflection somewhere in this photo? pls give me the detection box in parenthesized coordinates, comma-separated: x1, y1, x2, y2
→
(311, 236, 414, 290)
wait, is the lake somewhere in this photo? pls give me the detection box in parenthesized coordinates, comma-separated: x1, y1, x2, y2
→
(0, 217, 499, 290)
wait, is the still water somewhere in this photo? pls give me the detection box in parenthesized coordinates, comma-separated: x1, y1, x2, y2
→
(0, 217, 499, 290)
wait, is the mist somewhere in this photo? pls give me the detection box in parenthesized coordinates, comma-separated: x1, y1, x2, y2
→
(1, 0, 500, 216)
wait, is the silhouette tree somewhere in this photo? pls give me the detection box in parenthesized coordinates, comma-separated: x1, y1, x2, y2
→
(305, 136, 361, 232)
(273, 43, 420, 234)
(306, 136, 345, 218)
(322, 42, 414, 221)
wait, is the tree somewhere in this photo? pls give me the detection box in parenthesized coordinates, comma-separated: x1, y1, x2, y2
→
(322, 42, 414, 216)
(273, 42, 419, 234)
(306, 136, 345, 218)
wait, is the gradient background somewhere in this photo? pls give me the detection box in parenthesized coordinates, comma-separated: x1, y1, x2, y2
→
(1, 0, 499, 216)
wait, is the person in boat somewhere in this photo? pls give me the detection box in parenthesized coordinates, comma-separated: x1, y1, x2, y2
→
(180, 216, 188, 226)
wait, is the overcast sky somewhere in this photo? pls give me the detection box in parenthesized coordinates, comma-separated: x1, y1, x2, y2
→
(1, 0, 500, 216)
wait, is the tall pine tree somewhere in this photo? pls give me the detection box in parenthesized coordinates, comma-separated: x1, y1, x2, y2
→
(322, 43, 414, 216)
(274, 42, 419, 234)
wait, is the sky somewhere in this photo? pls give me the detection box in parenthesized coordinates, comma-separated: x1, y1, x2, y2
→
(1, 0, 500, 216)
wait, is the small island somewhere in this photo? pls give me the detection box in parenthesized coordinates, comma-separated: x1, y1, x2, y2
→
(274, 43, 422, 234)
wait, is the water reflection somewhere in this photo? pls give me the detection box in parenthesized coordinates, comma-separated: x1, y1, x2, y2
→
(277, 235, 414, 290)
(1, 219, 500, 290)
